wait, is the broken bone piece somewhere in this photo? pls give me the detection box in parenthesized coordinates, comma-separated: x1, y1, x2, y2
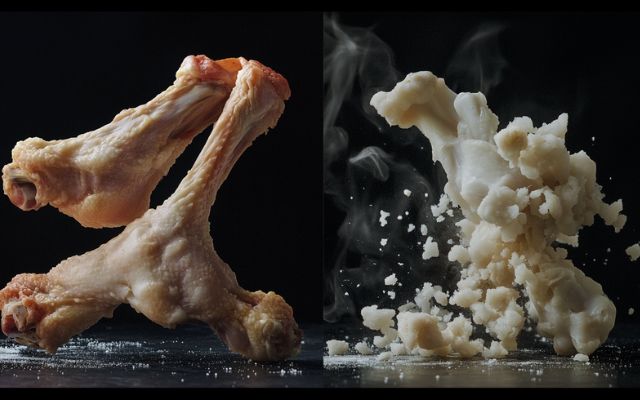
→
(626, 243, 640, 262)
(370, 71, 624, 357)
(2, 55, 241, 228)
(326, 340, 350, 356)
(0, 58, 301, 361)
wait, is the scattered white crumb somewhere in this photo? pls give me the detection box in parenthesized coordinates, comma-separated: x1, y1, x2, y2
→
(591, 136, 595, 142)
(629, 307, 635, 316)
(422, 236, 439, 260)
(377, 351, 393, 362)
(384, 274, 398, 286)
(388, 291, 396, 300)
(446, 239, 453, 245)
(379, 210, 390, 227)
(397, 215, 403, 220)
(408, 223, 416, 233)
(354, 341, 374, 355)
(390, 342, 407, 356)
(361, 305, 396, 331)
(573, 353, 589, 362)
(424, 192, 429, 197)
(380, 238, 388, 246)
(398, 302, 416, 312)
(436, 215, 445, 223)
(345, 292, 349, 296)
(446, 209, 454, 217)
(626, 243, 640, 261)
(482, 341, 508, 359)
(420, 224, 428, 236)
(435, 375, 440, 381)
(326, 340, 349, 356)
(434, 291, 449, 306)
(430, 193, 451, 217)
(403, 189, 412, 197)
(398, 262, 404, 266)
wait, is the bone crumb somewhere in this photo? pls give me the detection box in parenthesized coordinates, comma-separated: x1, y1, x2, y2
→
(398, 302, 416, 312)
(354, 341, 374, 355)
(626, 243, 640, 261)
(629, 307, 635, 316)
(377, 351, 393, 362)
(384, 273, 398, 286)
(573, 353, 589, 362)
(421, 236, 439, 260)
(361, 305, 396, 331)
(408, 224, 416, 233)
(420, 224, 428, 236)
(403, 189, 412, 197)
(380, 238, 388, 246)
(379, 210, 391, 227)
(390, 342, 407, 356)
(430, 194, 450, 218)
(326, 340, 349, 356)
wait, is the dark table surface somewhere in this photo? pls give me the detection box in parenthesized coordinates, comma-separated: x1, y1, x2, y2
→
(2, 321, 638, 387)
(323, 322, 640, 388)
(0, 321, 323, 388)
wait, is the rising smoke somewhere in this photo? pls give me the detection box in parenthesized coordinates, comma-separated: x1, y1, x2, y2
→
(324, 15, 458, 322)
(323, 15, 519, 323)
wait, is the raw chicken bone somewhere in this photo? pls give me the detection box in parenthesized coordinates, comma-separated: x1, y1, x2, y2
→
(0, 58, 301, 361)
(3, 55, 241, 228)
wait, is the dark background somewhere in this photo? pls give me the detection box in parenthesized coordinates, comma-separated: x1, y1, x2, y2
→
(325, 13, 640, 322)
(0, 12, 322, 323)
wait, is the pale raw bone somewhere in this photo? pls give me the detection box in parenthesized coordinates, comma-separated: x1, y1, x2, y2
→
(0, 58, 301, 361)
(3, 55, 241, 228)
(370, 71, 625, 357)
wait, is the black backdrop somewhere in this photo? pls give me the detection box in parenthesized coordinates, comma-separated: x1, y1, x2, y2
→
(325, 12, 640, 323)
(0, 12, 322, 323)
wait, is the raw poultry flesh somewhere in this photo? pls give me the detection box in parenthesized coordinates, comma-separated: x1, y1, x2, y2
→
(0, 58, 301, 361)
(3, 55, 241, 228)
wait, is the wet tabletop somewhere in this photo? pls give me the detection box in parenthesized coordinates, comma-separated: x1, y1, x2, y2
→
(0, 321, 322, 388)
(3, 321, 638, 387)
(323, 323, 640, 387)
